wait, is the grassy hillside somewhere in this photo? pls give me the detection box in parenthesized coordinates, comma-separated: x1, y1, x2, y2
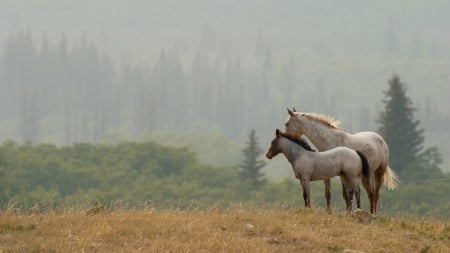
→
(1, 208, 448, 252)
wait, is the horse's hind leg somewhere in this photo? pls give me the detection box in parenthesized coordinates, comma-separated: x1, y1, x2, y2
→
(303, 189, 308, 207)
(361, 177, 374, 213)
(341, 179, 348, 205)
(372, 170, 384, 215)
(356, 183, 361, 209)
(356, 183, 361, 210)
(324, 179, 331, 214)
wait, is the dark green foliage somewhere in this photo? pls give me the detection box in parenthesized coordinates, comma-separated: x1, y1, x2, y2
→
(377, 75, 443, 179)
(0, 140, 309, 211)
(239, 130, 267, 190)
(0, 140, 265, 209)
(0, 140, 449, 218)
(0, 141, 192, 206)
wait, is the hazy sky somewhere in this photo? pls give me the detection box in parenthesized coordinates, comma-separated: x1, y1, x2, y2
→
(2, 1, 449, 61)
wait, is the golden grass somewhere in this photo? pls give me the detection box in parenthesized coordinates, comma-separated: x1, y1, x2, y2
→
(0, 208, 448, 253)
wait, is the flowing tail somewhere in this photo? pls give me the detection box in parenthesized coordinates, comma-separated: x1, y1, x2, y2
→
(383, 166, 400, 190)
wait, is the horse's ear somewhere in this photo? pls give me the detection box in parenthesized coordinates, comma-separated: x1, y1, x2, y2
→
(287, 108, 295, 116)
(275, 129, 280, 137)
(292, 107, 297, 112)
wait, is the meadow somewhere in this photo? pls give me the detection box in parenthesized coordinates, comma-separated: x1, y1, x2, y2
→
(0, 207, 448, 253)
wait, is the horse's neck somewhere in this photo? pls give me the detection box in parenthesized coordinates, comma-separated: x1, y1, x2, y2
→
(302, 120, 347, 151)
(280, 138, 307, 167)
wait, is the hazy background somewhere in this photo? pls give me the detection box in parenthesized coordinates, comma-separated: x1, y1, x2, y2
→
(1, 0, 449, 175)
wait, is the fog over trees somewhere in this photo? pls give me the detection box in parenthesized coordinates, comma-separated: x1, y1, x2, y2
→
(0, 1, 449, 171)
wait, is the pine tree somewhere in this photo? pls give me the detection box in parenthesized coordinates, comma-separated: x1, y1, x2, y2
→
(239, 129, 267, 190)
(377, 75, 442, 178)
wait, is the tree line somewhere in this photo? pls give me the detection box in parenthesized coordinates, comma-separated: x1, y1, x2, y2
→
(0, 139, 304, 211)
(0, 137, 448, 217)
(0, 30, 278, 143)
(2, 30, 450, 150)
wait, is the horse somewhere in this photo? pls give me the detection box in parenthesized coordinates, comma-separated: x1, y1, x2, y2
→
(266, 129, 370, 213)
(284, 108, 399, 215)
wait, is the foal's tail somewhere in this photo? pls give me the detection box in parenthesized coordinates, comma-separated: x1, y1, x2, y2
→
(356, 150, 375, 193)
(383, 166, 400, 190)
(356, 150, 370, 179)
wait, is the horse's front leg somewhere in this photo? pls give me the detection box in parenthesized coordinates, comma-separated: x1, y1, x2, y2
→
(341, 176, 353, 212)
(300, 178, 311, 208)
(324, 179, 331, 214)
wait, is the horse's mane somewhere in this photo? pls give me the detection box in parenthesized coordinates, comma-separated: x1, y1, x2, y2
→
(301, 113, 341, 129)
(279, 131, 316, 152)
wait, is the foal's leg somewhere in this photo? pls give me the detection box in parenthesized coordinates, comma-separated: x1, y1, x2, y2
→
(342, 176, 355, 212)
(324, 179, 331, 214)
(347, 178, 360, 212)
(347, 190, 354, 212)
(300, 178, 311, 208)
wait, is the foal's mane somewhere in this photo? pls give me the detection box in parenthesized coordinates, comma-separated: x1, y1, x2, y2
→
(279, 131, 316, 152)
(301, 113, 341, 129)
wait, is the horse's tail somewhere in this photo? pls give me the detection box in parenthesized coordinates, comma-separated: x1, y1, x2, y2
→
(356, 150, 370, 179)
(383, 165, 400, 190)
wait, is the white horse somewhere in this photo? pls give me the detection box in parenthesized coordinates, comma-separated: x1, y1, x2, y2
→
(285, 108, 399, 215)
(266, 129, 370, 213)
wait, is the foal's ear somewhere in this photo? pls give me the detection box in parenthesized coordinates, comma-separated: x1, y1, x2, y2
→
(292, 107, 297, 112)
(275, 129, 281, 137)
(287, 108, 295, 116)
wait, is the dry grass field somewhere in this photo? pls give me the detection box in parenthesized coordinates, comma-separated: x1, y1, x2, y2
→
(0, 208, 449, 253)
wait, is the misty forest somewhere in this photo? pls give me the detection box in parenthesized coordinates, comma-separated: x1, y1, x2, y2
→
(0, 1, 449, 217)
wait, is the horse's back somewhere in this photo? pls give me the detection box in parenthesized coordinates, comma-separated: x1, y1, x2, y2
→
(351, 131, 387, 147)
(347, 131, 389, 172)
